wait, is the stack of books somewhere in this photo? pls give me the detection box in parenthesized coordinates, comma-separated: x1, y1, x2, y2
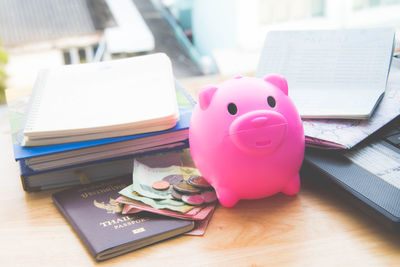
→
(7, 53, 195, 191)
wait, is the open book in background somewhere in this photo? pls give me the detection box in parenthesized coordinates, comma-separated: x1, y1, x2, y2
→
(256, 28, 395, 119)
(303, 56, 400, 149)
(23, 53, 179, 146)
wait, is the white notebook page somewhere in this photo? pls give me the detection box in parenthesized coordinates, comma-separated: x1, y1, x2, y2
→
(24, 53, 178, 138)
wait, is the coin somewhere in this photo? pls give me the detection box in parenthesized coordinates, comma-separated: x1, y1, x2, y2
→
(182, 194, 204, 206)
(171, 188, 183, 200)
(162, 174, 184, 185)
(173, 182, 201, 194)
(201, 190, 217, 203)
(152, 180, 170, 191)
(187, 175, 212, 188)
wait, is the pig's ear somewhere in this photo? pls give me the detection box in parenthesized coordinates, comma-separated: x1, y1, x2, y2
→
(264, 74, 288, 96)
(198, 85, 217, 110)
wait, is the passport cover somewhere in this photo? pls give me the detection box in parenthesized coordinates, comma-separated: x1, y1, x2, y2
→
(52, 175, 194, 261)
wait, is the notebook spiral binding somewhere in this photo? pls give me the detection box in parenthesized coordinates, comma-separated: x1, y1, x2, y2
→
(24, 70, 48, 132)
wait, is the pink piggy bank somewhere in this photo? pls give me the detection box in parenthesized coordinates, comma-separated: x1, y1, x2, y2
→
(189, 75, 305, 207)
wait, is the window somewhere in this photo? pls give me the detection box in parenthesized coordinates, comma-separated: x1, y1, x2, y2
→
(63, 51, 72, 65)
(78, 48, 87, 63)
(259, 0, 325, 25)
(62, 45, 97, 65)
(353, 0, 400, 10)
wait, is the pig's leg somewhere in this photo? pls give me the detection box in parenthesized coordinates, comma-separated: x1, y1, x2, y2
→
(281, 173, 300, 195)
(216, 187, 239, 207)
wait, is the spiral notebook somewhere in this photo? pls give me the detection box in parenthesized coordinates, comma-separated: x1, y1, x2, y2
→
(22, 53, 179, 146)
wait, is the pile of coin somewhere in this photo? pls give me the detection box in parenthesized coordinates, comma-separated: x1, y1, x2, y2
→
(151, 175, 217, 206)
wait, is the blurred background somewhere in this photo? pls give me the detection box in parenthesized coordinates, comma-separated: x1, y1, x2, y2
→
(1, 0, 400, 102)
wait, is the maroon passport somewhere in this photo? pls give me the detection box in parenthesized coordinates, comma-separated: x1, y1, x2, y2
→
(52, 175, 194, 261)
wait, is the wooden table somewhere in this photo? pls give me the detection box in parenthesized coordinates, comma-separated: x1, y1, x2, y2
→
(1, 76, 400, 266)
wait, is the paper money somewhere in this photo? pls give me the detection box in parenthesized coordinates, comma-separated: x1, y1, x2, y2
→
(117, 160, 218, 236)
(117, 196, 216, 220)
(186, 207, 216, 236)
(132, 160, 201, 200)
(119, 185, 196, 213)
(119, 160, 217, 214)
(119, 199, 216, 236)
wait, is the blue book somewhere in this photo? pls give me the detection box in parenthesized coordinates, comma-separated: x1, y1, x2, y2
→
(15, 108, 191, 164)
(18, 140, 189, 176)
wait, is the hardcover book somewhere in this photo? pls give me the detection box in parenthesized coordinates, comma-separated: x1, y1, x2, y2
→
(22, 149, 185, 191)
(52, 175, 194, 261)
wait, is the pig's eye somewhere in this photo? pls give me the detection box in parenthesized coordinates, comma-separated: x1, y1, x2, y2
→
(227, 103, 237, 115)
(267, 96, 276, 108)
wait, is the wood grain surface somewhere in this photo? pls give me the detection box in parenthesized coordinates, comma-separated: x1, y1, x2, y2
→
(0, 77, 399, 266)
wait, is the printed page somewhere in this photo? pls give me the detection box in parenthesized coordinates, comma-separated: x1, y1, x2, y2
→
(303, 57, 400, 149)
(257, 29, 394, 118)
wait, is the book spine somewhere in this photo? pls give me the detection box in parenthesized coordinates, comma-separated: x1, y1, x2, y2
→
(18, 159, 35, 176)
(19, 175, 31, 192)
(20, 142, 189, 191)
(20, 141, 189, 176)
(14, 109, 192, 161)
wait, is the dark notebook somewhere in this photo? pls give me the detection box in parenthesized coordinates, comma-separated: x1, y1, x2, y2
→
(303, 116, 400, 234)
(52, 175, 194, 261)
